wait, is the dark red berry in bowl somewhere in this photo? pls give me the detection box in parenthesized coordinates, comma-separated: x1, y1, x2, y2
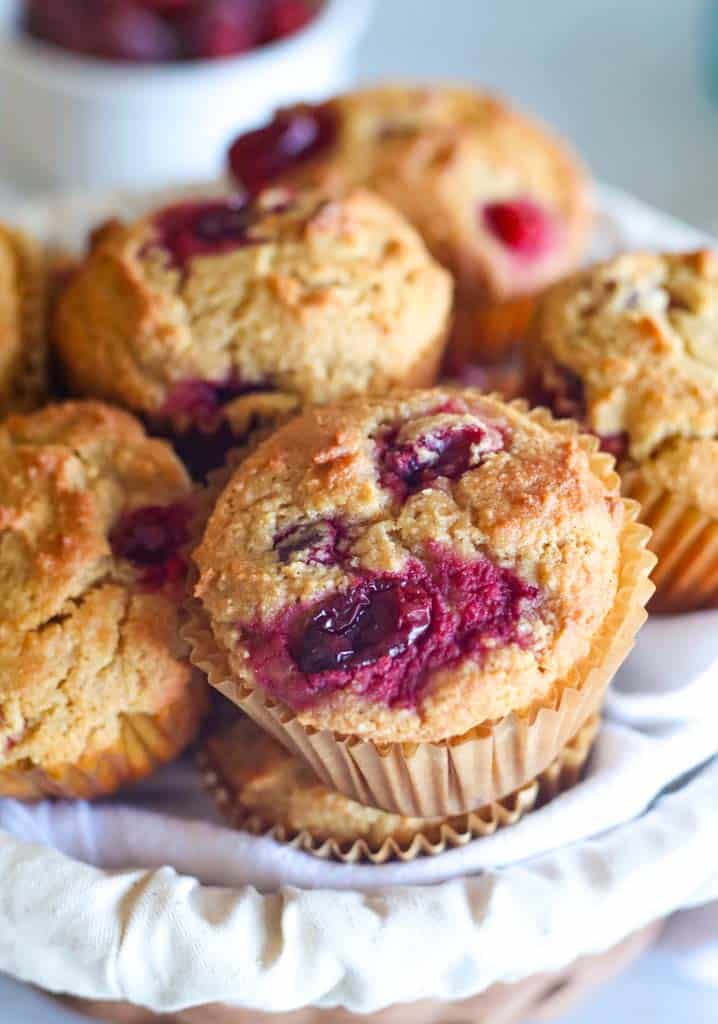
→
(267, 0, 315, 41)
(179, 0, 257, 60)
(150, 198, 260, 269)
(228, 103, 337, 193)
(483, 198, 558, 260)
(91, 3, 180, 63)
(110, 502, 192, 590)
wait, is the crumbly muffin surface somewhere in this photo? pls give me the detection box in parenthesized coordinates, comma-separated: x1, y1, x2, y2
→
(55, 187, 452, 428)
(0, 401, 195, 772)
(194, 388, 623, 742)
(0, 224, 48, 416)
(529, 250, 718, 509)
(229, 83, 592, 302)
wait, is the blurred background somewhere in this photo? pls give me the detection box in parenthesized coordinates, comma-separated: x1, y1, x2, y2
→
(1, 0, 717, 231)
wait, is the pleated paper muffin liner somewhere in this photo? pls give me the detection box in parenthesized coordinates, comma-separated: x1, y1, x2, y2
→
(198, 714, 599, 865)
(185, 401, 655, 817)
(621, 472, 718, 614)
(0, 674, 208, 802)
(447, 294, 536, 371)
(1, 226, 50, 413)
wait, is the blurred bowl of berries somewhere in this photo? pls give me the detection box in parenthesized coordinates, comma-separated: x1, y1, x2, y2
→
(0, 0, 372, 189)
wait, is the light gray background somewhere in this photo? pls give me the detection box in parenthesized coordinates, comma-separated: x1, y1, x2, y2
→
(1, 1, 717, 1021)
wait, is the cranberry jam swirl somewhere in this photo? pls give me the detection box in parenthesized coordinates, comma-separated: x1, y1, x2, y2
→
(193, 388, 624, 743)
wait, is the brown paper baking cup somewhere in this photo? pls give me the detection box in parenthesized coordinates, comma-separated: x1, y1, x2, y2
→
(0, 226, 50, 413)
(446, 295, 536, 372)
(198, 714, 599, 865)
(0, 674, 208, 801)
(621, 473, 718, 614)
(186, 403, 654, 817)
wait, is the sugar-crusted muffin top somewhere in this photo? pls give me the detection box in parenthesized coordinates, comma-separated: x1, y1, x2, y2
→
(228, 83, 592, 301)
(204, 713, 430, 846)
(55, 187, 453, 429)
(529, 250, 718, 508)
(0, 224, 48, 416)
(194, 388, 624, 743)
(0, 401, 194, 771)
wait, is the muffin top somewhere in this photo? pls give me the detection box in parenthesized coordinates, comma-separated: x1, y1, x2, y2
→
(194, 388, 624, 743)
(529, 250, 718, 510)
(55, 187, 453, 432)
(204, 713, 429, 847)
(0, 224, 47, 417)
(228, 83, 592, 301)
(0, 401, 194, 771)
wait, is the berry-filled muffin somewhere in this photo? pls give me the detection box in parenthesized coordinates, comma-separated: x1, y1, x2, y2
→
(228, 83, 592, 362)
(527, 249, 718, 613)
(0, 401, 207, 800)
(0, 223, 49, 416)
(187, 388, 653, 816)
(54, 187, 453, 477)
(200, 711, 599, 863)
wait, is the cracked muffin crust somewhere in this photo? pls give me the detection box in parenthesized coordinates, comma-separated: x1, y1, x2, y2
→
(0, 401, 206, 799)
(0, 223, 49, 416)
(527, 249, 718, 611)
(228, 83, 592, 360)
(192, 387, 626, 744)
(54, 187, 453, 476)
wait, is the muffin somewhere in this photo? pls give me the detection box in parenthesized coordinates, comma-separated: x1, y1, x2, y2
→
(54, 187, 453, 477)
(200, 711, 599, 863)
(0, 401, 207, 800)
(187, 388, 653, 816)
(228, 83, 592, 362)
(0, 223, 49, 416)
(527, 249, 718, 612)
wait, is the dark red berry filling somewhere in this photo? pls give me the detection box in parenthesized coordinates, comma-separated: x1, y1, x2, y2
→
(274, 519, 345, 566)
(246, 548, 539, 710)
(161, 377, 272, 478)
(228, 103, 337, 193)
(150, 198, 264, 270)
(483, 198, 558, 261)
(530, 360, 629, 461)
(110, 502, 191, 590)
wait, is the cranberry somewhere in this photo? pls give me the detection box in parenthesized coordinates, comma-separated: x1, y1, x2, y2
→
(150, 198, 261, 269)
(23, 0, 100, 55)
(274, 520, 343, 565)
(110, 503, 191, 590)
(266, 0, 315, 41)
(483, 198, 557, 260)
(228, 103, 337, 193)
(91, 3, 179, 62)
(380, 419, 505, 497)
(292, 578, 432, 675)
(247, 550, 539, 710)
(179, 0, 256, 60)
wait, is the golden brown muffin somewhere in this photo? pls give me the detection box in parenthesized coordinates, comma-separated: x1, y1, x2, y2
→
(0, 401, 207, 800)
(0, 223, 49, 416)
(228, 83, 592, 361)
(527, 249, 718, 611)
(199, 712, 599, 862)
(54, 187, 453, 477)
(187, 388, 653, 815)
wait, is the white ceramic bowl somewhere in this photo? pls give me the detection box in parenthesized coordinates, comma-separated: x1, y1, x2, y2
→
(0, 0, 372, 191)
